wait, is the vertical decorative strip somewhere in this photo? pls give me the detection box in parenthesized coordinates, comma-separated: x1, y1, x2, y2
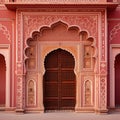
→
(101, 11, 105, 61)
(99, 9, 107, 112)
(16, 10, 24, 112)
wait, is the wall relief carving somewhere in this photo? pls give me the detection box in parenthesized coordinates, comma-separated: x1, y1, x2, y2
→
(0, 23, 10, 41)
(23, 14, 98, 43)
(16, 9, 107, 111)
(85, 80, 92, 106)
(25, 21, 96, 72)
(27, 80, 35, 106)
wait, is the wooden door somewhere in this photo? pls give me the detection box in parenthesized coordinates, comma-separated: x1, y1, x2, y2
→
(43, 49, 76, 110)
(115, 54, 120, 107)
(0, 54, 6, 107)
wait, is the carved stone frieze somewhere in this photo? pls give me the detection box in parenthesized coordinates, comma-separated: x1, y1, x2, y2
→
(110, 23, 120, 41)
(23, 14, 98, 42)
(16, 0, 102, 3)
(0, 23, 10, 41)
(17, 11, 23, 61)
(16, 76, 23, 109)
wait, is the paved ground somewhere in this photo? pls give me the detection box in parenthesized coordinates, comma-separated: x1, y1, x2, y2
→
(0, 112, 120, 120)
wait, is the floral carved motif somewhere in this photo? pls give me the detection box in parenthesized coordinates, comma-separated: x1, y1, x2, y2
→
(23, 14, 98, 42)
(16, 62, 25, 110)
(17, 11, 23, 62)
(100, 62, 107, 74)
(85, 80, 92, 105)
(27, 80, 35, 106)
(16, 76, 23, 108)
(110, 23, 120, 41)
(0, 23, 10, 41)
(100, 78, 106, 109)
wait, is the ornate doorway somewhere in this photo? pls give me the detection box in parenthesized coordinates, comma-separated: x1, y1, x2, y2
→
(43, 48, 76, 110)
(115, 54, 120, 107)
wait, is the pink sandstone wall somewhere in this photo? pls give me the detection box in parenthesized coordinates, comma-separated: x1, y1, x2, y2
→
(108, 6, 120, 44)
(108, 4, 120, 107)
(0, 6, 16, 108)
(0, 0, 118, 111)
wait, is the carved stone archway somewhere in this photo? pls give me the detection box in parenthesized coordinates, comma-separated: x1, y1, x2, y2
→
(25, 21, 96, 112)
(0, 45, 10, 109)
(110, 44, 120, 108)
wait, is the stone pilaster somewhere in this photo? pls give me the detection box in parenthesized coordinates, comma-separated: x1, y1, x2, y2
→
(16, 62, 25, 113)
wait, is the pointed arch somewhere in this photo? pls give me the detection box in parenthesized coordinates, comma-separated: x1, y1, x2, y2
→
(43, 48, 76, 110)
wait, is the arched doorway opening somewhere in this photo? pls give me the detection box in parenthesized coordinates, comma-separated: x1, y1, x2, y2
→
(115, 54, 120, 107)
(0, 54, 6, 107)
(43, 48, 76, 111)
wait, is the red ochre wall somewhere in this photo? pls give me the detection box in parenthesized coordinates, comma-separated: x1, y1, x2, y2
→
(0, 6, 16, 107)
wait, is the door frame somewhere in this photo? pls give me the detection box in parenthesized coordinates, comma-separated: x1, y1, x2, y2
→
(37, 42, 79, 111)
(0, 44, 10, 109)
(110, 44, 120, 108)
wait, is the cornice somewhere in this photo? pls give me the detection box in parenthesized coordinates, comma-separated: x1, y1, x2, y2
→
(5, 2, 118, 11)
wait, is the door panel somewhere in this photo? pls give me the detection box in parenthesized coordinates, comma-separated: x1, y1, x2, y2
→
(115, 54, 120, 107)
(44, 49, 76, 110)
(0, 54, 6, 106)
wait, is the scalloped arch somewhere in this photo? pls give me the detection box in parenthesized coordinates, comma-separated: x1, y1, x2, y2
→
(26, 21, 94, 43)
